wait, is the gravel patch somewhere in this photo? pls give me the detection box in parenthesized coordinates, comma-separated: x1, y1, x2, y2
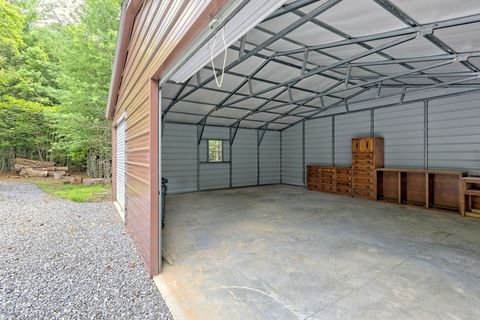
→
(0, 181, 172, 320)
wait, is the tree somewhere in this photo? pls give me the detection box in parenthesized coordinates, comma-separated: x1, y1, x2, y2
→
(48, 0, 120, 174)
(0, 0, 121, 176)
(0, 97, 52, 169)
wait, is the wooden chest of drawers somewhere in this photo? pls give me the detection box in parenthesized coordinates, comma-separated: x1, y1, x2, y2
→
(351, 137, 384, 199)
(306, 165, 352, 195)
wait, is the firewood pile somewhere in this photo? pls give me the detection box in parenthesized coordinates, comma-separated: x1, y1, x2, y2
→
(15, 158, 69, 180)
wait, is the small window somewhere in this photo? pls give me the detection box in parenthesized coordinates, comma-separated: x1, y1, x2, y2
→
(208, 140, 223, 162)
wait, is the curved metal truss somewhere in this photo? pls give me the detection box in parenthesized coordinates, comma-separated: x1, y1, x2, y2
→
(162, 0, 480, 133)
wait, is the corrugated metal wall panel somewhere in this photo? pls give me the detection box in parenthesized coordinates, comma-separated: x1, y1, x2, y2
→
(305, 117, 332, 165)
(374, 103, 425, 168)
(282, 124, 304, 186)
(199, 163, 230, 190)
(334, 112, 371, 165)
(232, 129, 257, 187)
(199, 126, 230, 190)
(162, 123, 197, 194)
(259, 131, 281, 185)
(428, 92, 480, 175)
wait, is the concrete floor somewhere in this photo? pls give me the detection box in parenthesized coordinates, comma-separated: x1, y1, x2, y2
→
(154, 185, 480, 320)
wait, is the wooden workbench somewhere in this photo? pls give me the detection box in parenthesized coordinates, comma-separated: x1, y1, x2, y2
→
(460, 177, 480, 218)
(375, 168, 467, 214)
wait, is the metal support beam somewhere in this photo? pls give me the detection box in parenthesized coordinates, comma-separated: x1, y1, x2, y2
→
(373, 0, 479, 74)
(258, 124, 268, 146)
(230, 121, 240, 145)
(305, 75, 480, 121)
(376, 82, 382, 97)
(176, 0, 342, 104)
(224, 33, 417, 107)
(162, 78, 190, 120)
(302, 120, 305, 186)
(263, 0, 322, 22)
(274, 14, 480, 56)
(197, 119, 207, 144)
(424, 100, 428, 169)
(370, 109, 374, 136)
(399, 85, 407, 103)
(238, 35, 246, 59)
(301, 47, 309, 75)
(345, 65, 352, 89)
(331, 116, 335, 165)
(261, 59, 456, 114)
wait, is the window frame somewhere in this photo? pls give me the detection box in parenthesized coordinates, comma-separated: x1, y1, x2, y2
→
(207, 139, 223, 163)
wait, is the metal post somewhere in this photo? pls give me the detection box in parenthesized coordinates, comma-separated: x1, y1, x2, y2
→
(229, 127, 233, 188)
(257, 129, 260, 186)
(331, 116, 335, 165)
(280, 131, 283, 184)
(424, 100, 429, 169)
(370, 108, 375, 136)
(302, 120, 306, 186)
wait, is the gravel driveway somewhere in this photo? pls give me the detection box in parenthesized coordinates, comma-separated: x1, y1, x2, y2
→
(0, 181, 172, 320)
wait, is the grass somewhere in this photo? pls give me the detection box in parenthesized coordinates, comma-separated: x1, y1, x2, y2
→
(27, 178, 111, 202)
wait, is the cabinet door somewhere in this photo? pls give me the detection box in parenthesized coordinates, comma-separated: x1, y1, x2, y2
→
(352, 139, 360, 153)
(359, 138, 373, 153)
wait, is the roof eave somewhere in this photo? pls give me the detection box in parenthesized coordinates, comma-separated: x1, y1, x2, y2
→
(106, 0, 143, 120)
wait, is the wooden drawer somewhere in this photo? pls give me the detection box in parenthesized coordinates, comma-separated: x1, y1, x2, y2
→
(354, 184, 372, 191)
(337, 177, 351, 184)
(336, 184, 351, 193)
(321, 184, 335, 193)
(353, 153, 373, 160)
(354, 189, 373, 198)
(352, 169, 374, 177)
(353, 159, 373, 166)
(353, 176, 373, 184)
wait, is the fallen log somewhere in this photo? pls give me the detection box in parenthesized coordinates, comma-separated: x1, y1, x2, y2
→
(26, 169, 48, 177)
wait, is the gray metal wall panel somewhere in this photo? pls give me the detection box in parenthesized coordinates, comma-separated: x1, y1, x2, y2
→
(232, 129, 257, 187)
(374, 103, 425, 168)
(282, 124, 304, 186)
(334, 112, 371, 165)
(199, 163, 230, 190)
(428, 92, 480, 175)
(259, 131, 281, 185)
(305, 117, 332, 165)
(161, 123, 197, 194)
(199, 126, 231, 190)
(203, 126, 229, 140)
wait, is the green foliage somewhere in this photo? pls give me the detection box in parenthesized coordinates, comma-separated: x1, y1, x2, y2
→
(30, 178, 111, 202)
(0, 97, 52, 162)
(0, 0, 121, 175)
(48, 0, 120, 170)
(0, 0, 25, 61)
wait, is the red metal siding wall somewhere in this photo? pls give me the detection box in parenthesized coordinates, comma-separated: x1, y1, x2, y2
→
(111, 0, 227, 275)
